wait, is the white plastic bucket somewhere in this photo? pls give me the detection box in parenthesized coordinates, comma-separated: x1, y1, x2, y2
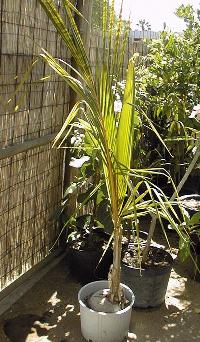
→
(78, 280, 134, 342)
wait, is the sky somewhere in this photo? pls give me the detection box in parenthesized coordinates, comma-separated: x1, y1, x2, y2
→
(115, 0, 199, 32)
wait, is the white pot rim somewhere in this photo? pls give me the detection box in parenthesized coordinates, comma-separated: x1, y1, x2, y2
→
(78, 280, 134, 316)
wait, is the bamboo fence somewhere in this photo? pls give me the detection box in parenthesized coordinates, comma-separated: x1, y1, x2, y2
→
(0, 0, 69, 291)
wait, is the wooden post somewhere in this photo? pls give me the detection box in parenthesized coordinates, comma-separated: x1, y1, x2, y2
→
(76, 0, 93, 49)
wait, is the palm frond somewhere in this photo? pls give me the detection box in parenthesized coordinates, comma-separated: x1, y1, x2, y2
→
(116, 58, 135, 208)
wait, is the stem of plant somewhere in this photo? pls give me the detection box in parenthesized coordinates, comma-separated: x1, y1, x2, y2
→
(142, 139, 200, 264)
(108, 221, 123, 304)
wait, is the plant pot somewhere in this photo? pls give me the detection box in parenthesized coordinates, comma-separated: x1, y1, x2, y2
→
(121, 247, 173, 308)
(67, 248, 113, 284)
(66, 228, 113, 284)
(78, 280, 134, 342)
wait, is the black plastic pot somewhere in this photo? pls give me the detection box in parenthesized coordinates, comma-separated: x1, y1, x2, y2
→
(121, 247, 173, 308)
(66, 228, 113, 284)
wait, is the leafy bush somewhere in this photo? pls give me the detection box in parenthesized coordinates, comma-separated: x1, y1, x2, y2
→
(127, 5, 200, 183)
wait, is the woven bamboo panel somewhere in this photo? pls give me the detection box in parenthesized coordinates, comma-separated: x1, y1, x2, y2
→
(0, 145, 63, 289)
(0, 0, 70, 149)
(0, 0, 69, 290)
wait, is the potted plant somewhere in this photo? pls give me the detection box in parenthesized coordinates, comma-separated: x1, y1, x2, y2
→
(38, 1, 136, 340)
(121, 225, 174, 308)
(38, 0, 189, 340)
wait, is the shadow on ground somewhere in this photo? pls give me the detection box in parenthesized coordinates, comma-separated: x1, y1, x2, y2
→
(1, 259, 84, 342)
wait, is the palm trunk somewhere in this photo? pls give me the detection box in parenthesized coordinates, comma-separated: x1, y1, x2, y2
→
(108, 222, 123, 303)
(100, 117, 124, 305)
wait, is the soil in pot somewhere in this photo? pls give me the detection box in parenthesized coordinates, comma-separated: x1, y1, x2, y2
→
(87, 288, 130, 313)
(122, 245, 172, 269)
(121, 245, 173, 308)
(66, 228, 113, 284)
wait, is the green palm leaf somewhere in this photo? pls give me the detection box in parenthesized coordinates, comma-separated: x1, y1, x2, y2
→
(116, 58, 136, 208)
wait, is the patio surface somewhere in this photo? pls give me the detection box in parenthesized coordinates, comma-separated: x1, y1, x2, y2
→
(0, 233, 200, 342)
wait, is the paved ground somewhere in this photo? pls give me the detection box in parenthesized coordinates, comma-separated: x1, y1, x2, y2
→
(0, 233, 200, 342)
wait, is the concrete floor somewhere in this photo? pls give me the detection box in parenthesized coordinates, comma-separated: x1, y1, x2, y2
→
(0, 252, 200, 342)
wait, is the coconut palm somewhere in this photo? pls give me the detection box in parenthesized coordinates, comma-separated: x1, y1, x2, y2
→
(38, 0, 187, 306)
